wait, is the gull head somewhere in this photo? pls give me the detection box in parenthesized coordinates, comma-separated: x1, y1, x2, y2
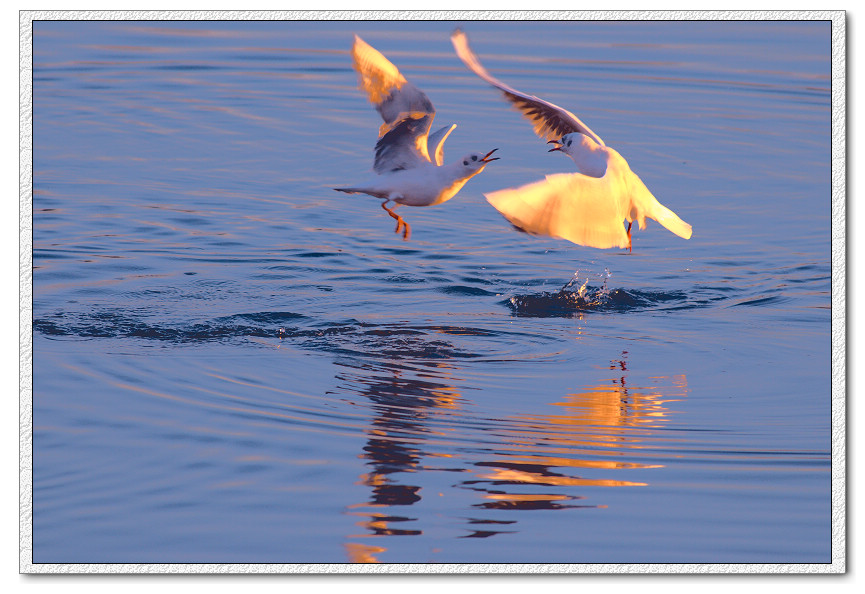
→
(459, 148, 499, 174)
(547, 132, 601, 157)
(546, 133, 609, 177)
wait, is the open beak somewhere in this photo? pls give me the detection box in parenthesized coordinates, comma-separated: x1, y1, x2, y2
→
(481, 148, 500, 163)
(547, 139, 562, 153)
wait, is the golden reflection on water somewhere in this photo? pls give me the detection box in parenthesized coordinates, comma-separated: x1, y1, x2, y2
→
(344, 542, 388, 564)
(341, 350, 687, 563)
(463, 357, 688, 515)
(515, 357, 688, 440)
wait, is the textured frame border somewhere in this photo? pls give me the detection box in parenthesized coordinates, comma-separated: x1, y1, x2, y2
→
(18, 9, 846, 575)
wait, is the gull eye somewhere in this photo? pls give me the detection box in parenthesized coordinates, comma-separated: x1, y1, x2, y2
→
(463, 160, 468, 166)
(471, 155, 478, 161)
(567, 139, 572, 147)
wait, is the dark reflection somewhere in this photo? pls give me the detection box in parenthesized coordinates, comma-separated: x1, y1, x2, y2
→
(337, 342, 688, 562)
(342, 358, 464, 561)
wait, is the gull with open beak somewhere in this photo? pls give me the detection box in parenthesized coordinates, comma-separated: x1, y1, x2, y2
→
(451, 29, 692, 252)
(335, 35, 499, 240)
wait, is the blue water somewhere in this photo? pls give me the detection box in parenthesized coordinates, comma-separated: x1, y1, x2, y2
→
(30, 19, 832, 565)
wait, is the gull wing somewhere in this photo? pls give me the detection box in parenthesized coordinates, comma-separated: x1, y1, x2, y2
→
(373, 113, 436, 173)
(485, 173, 630, 249)
(427, 124, 456, 166)
(352, 35, 437, 137)
(451, 29, 604, 146)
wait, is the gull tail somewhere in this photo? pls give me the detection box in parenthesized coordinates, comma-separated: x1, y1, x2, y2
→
(650, 202, 692, 240)
(334, 185, 390, 200)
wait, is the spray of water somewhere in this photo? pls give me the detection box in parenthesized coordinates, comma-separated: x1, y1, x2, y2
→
(508, 268, 615, 315)
(558, 268, 613, 307)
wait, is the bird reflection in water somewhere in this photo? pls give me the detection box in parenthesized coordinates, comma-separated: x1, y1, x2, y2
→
(342, 358, 463, 562)
(340, 346, 687, 562)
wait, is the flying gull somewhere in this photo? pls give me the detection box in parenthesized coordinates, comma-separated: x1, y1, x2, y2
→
(451, 29, 692, 252)
(335, 35, 499, 240)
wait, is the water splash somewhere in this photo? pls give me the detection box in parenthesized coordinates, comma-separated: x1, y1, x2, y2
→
(560, 268, 613, 301)
(508, 268, 615, 317)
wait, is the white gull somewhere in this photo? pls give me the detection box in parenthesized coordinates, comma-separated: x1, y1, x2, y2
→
(335, 35, 499, 240)
(451, 30, 692, 252)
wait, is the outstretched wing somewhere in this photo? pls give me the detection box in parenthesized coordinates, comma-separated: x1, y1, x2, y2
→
(485, 173, 629, 249)
(352, 35, 437, 138)
(374, 113, 436, 173)
(451, 29, 604, 146)
(427, 124, 456, 166)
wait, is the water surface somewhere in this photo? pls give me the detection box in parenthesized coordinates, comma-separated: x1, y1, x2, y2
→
(31, 19, 832, 565)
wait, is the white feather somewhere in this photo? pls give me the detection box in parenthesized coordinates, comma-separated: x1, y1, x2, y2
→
(486, 173, 631, 250)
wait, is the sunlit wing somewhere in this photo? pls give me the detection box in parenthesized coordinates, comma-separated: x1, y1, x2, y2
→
(485, 173, 630, 249)
(427, 124, 456, 166)
(352, 35, 437, 133)
(373, 113, 435, 173)
(451, 29, 604, 146)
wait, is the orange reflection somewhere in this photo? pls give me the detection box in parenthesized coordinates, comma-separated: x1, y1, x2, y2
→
(475, 467, 648, 487)
(461, 353, 688, 506)
(516, 353, 688, 441)
(344, 542, 386, 564)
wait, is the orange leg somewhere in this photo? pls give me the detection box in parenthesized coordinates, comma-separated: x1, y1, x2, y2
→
(626, 222, 632, 253)
(381, 200, 411, 241)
